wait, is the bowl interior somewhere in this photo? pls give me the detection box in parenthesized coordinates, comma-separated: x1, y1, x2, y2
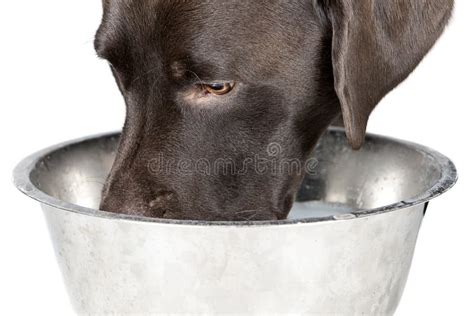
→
(26, 129, 448, 221)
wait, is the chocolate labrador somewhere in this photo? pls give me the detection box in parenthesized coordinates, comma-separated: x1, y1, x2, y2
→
(95, 0, 453, 221)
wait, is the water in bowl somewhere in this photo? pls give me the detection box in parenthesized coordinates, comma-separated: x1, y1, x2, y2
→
(288, 201, 355, 220)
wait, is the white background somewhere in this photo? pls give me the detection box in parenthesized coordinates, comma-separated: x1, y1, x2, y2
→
(0, 1, 472, 315)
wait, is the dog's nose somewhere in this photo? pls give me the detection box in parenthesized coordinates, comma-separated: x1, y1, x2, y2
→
(148, 191, 179, 217)
(101, 189, 178, 218)
(100, 168, 179, 217)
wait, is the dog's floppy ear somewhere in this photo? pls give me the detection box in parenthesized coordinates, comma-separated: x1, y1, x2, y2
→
(326, 0, 453, 149)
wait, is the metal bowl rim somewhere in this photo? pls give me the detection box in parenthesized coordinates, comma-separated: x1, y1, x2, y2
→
(12, 128, 458, 227)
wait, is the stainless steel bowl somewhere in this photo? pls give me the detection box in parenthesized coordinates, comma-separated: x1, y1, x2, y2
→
(13, 128, 457, 315)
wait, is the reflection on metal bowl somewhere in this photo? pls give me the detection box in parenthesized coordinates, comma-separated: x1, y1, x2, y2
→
(13, 128, 457, 315)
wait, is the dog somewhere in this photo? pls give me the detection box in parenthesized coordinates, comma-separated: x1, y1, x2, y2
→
(95, 0, 453, 221)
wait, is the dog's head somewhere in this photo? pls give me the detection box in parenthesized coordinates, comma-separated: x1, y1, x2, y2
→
(95, 0, 452, 220)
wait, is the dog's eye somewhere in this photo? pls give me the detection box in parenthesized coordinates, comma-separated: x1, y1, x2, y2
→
(203, 82, 235, 96)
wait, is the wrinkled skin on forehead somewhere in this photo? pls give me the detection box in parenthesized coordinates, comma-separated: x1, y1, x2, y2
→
(95, 0, 453, 221)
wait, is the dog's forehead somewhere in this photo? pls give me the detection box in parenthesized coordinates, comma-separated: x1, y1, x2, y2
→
(98, 0, 318, 80)
(104, 0, 307, 18)
(101, 0, 314, 44)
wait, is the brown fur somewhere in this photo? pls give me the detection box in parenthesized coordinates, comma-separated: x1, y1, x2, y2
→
(95, 0, 453, 221)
